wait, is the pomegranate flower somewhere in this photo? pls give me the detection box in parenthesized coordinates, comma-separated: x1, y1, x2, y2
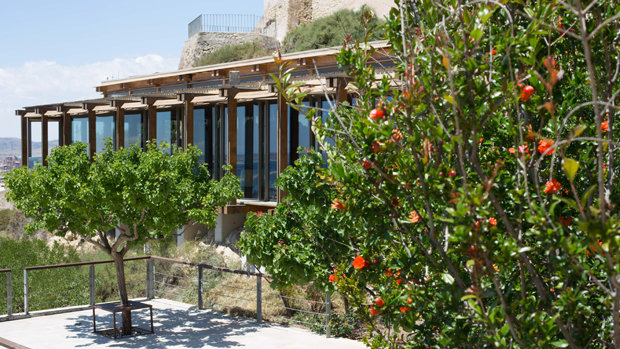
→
(374, 297, 385, 307)
(329, 274, 338, 282)
(601, 119, 609, 132)
(352, 255, 368, 269)
(544, 178, 562, 194)
(331, 199, 346, 210)
(409, 211, 421, 223)
(537, 139, 555, 155)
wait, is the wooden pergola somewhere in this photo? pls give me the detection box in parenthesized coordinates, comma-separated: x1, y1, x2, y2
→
(16, 41, 396, 205)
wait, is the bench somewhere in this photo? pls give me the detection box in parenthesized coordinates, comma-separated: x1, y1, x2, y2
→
(91, 300, 154, 339)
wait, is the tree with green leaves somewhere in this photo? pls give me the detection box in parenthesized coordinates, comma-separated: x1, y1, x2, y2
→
(244, 0, 619, 347)
(6, 142, 241, 335)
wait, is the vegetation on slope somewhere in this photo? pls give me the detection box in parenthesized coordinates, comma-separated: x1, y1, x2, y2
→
(282, 7, 384, 53)
(194, 40, 272, 67)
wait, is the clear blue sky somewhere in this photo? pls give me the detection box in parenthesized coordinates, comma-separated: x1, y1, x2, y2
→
(0, 0, 264, 67)
(0, 0, 264, 139)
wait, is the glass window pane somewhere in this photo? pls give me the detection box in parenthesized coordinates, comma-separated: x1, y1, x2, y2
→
(71, 117, 89, 145)
(236, 106, 248, 197)
(95, 115, 115, 153)
(124, 113, 143, 148)
(269, 103, 278, 201)
(193, 109, 206, 163)
(299, 101, 311, 154)
(253, 104, 259, 199)
(48, 121, 60, 153)
(156, 110, 172, 152)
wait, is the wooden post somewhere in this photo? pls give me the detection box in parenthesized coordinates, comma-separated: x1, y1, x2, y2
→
(40, 111, 48, 166)
(256, 274, 262, 323)
(20, 115, 27, 167)
(276, 92, 288, 202)
(182, 96, 194, 149)
(62, 110, 71, 146)
(324, 292, 332, 337)
(88, 109, 96, 159)
(226, 89, 238, 176)
(336, 77, 348, 104)
(148, 104, 157, 144)
(197, 266, 204, 310)
(116, 107, 124, 150)
(89, 264, 96, 306)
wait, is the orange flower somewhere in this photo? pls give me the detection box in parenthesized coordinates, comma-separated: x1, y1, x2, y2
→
(544, 178, 562, 194)
(370, 306, 380, 316)
(391, 129, 403, 142)
(537, 139, 555, 155)
(331, 199, 346, 210)
(352, 255, 368, 269)
(559, 216, 572, 226)
(601, 119, 609, 132)
(409, 211, 421, 223)
(371, 141, 386, 153)
(329, 274, 338, 282)
(488, 217, 497, 226)
(400, 306, 411, 313)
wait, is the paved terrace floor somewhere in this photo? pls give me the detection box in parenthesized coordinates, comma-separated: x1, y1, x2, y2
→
(0, 299, 367, 349)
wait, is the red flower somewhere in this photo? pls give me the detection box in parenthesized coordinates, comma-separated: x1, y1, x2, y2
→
(362, 160, 372, 169)
(601, 119, 609, 132)
(488, 217, 497, 226)
(407, 298, 413, 304)
(491, 49, 497, 56)
(331, 199, 346, 210)
(409, 211, 421, 223)
(544, 178, 562, 195)
(370, 306, 380, 316)
(369, 108, 384, 121)
(256, 211, 263, 217)
(374, 297, 386, 307)
(329, 274, 338, 282)
(400, 306, 411, 313)
(537, 139, 555, 155)
(352, 255, 368, 269)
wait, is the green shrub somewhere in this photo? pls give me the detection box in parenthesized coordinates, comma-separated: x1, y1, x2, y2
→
(282, 7, 384, 53)
(195, 40, 271, 67)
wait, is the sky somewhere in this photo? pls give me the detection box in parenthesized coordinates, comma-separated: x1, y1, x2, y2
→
(0, 0, 264, 140)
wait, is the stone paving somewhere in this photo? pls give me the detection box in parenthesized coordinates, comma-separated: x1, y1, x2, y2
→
(0, 298, 367, 349)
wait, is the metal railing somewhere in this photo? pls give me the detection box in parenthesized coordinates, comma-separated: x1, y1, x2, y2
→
(188, 14, 276, 38)
(23, 256, 150, 315)
(1, 269, 11, 317)
(8, 255, 333, 337)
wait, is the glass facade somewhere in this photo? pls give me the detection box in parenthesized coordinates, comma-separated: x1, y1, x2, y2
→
(95, 115, 115, 153)
(156, 109, 182, 153)
(236, 105, 260, 199)
(71, 116, 89, 145)
(268, 103, 277, 201)
(124, 113, 144, 148)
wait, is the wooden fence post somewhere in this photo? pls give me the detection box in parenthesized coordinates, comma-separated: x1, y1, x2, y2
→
(325, 293, 332, 338)
(146, 259, 155, 299)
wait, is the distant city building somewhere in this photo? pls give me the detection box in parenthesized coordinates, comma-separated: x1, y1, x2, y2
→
(0, 155, 21, 173)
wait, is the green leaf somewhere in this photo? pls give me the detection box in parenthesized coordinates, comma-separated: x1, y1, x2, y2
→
(442, 273, 455, 285)
(518, 246, 533, 253)
(563, 158, 579, 182)
(551, 340, 569, 348)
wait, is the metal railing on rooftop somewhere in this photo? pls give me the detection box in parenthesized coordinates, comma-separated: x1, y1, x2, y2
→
(188, 14, 276, 38)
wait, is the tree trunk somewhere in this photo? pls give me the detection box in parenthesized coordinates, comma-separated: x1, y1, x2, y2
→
(112, 252, 132, 336)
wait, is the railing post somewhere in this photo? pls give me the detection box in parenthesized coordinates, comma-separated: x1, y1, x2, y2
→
(324, 292, 332, 338)
(198, 266, 203, 310)
(256, 274, 262, 324)
(89, 264, 95, 306)
(146, 258, 154, 299)
(6, 271, 11, 317)
(23, 270, 28, 315)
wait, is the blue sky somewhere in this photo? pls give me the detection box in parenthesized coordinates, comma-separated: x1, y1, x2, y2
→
(0, 0, 264, 139)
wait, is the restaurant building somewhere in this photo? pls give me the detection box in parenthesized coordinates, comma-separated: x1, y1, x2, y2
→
(15, 41, 394, 241)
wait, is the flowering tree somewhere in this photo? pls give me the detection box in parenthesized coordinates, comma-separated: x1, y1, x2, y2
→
(6, 142, 241, 335)
(242, 0, 619, 347)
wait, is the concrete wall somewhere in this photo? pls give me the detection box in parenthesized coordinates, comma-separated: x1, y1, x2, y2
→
(178, 32, 280, 70)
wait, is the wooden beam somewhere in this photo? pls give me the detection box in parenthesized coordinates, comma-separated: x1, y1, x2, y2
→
(227, 88, 238, 177)
(88, 109, 96, 159)
(62, 112, 71, 146)
(183, 98, 194, 149)
(336, 77, 348, 104)
(147, 104, 157, 144)
(21, 116, 27, 167)
(116, 107, 124, 150)
(276, 91, 288, 203)
(41, 113, 48, 166)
